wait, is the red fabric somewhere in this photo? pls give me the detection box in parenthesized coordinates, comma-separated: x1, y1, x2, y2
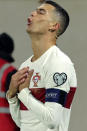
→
(20, 87, 77, 110)
(64, 87, 77, 109)
(0, 59, 20, 131)
(30, 88, 46, 103)
(1, 66, 15, 92)
(20, 102, 28, 110)
(0, 98, 9, 107)
(0, 114, 20, 131)
(20, 88, 46, 110)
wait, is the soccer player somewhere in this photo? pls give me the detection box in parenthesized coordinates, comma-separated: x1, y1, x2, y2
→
(6, 1, 77, 131)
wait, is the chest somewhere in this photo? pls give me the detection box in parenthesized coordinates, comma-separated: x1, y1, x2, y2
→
(30, 67, 46, 100)
(22, 64, 47, 103)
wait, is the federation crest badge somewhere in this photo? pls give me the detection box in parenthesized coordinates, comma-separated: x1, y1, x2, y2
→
(32, 73, 41, 87)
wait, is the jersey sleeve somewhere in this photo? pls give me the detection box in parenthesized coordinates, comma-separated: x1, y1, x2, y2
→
(44, 61, 77, 108)
(7, 63, 29, 128)
(6, 66, 22, 128)
(7, 96, 21, 128)
(18, 61, 77, 129)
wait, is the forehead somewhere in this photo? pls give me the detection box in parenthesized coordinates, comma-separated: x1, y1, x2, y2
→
(38, 3, 55, 12)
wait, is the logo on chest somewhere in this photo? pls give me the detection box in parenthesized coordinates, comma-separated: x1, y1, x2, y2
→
(32, 73, 41, 87)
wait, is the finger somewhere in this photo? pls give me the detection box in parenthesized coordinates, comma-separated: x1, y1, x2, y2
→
(18, 72, 29, 81)
(19, 67, 29, 75)
(18, 67, 29, 72)
(29, 70, 34, 75)
(27, 70, 34, 79)
(21, 67, 29, 70)
(15, 67, 29, 79)
(18, 70, 34, 86)
(18, 78, 26, 85)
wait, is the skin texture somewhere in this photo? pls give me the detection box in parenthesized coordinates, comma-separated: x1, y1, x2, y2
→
(7, 3, 60, 97)
(27, 4, 59, 35)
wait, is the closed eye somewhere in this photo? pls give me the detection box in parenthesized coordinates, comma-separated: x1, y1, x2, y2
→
(36, 8, 46, 15)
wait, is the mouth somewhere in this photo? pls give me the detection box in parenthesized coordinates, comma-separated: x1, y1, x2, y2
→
(27, 17, 32, 26)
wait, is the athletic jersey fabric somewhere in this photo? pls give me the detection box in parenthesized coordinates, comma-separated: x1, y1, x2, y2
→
(7, 45, 77, 131)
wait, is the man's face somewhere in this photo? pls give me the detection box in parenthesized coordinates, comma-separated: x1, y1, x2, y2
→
(27, 4, 56, 34)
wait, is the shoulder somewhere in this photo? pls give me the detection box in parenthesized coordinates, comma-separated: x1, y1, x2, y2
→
(52, 46, 73, 65)
(45, 46, 74, 74)
(44, 47, 77, 92)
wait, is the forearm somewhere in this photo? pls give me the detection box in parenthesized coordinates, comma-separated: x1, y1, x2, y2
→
(18, 88, 63, 129)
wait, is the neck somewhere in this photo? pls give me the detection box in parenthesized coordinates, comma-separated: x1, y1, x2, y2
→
(29, 33, 56, 62)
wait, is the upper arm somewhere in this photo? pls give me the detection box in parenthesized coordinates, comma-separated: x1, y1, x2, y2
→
(45, 61, 77, 109)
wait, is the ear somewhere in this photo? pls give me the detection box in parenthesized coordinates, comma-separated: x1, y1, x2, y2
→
(49, 23, 60, 32)
(53, 23, 60, 31)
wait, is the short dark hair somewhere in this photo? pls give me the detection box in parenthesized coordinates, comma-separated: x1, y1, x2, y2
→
(45, 0, 70, 37)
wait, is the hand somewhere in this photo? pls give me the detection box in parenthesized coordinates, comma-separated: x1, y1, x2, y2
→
(19, 69, 34, 92)
(8, 67, 29, 98)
